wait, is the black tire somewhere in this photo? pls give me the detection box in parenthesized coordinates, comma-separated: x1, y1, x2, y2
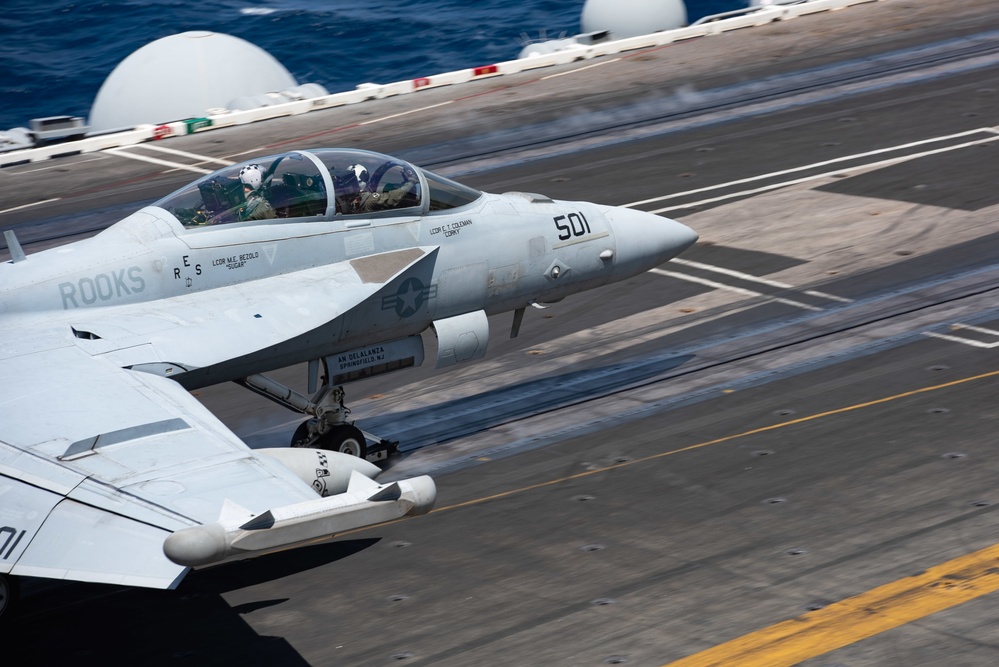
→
(0, 575, 19, 626)
(318, 424, 368, 459)
(290, 419, 317, 448)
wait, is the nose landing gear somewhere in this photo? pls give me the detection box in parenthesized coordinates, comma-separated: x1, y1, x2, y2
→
(290, 387, 369, 458)
(292, 422, 368, 458)
(238, 377, 395, 462)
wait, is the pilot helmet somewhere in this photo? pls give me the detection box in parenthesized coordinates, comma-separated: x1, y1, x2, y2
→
(348, 163, 369, 190)
(239, 164, 264, 191)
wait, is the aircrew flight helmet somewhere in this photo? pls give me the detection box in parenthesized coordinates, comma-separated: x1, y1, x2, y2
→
(239, 164, 265, 191)
(348, 163, 369, 190)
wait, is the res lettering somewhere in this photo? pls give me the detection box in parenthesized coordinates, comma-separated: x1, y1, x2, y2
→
(174, 254, 202, 279)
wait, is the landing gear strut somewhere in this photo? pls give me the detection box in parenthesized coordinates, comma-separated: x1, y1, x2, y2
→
(286, 386, 372, 458)
(237, 374, 395, 462)
(289, 386, 368, 457)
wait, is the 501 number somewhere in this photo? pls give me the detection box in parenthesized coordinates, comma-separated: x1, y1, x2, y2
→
(554, 212, 591, 241)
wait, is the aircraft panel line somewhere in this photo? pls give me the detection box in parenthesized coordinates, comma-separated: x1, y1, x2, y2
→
(552, 230, 610, 249)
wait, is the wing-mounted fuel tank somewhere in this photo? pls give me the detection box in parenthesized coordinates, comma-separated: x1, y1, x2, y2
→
(163, 470, 436, 567)
(163, 447, 437, 568)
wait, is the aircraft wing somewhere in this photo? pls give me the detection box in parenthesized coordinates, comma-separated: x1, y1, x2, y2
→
(64, 246, 439, 376)
(0, 247, 440, 588)
(0, 335, 324, 587)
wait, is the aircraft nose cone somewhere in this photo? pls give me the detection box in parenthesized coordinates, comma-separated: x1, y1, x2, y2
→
(605, 206, 698, 275)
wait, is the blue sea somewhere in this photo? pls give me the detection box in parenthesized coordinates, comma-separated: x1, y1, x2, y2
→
(0, 0, 745, 132)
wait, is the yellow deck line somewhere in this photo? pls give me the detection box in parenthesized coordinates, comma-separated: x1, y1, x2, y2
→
(665, 542, 999, 667)
(307, 367, 999, 660)
(321, 368, 999, 662)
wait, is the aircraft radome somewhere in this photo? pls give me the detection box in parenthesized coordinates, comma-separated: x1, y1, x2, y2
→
(0, 148, 697, 620)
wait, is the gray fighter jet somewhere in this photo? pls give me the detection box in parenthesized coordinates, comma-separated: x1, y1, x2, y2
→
(0, 148, 696, 619)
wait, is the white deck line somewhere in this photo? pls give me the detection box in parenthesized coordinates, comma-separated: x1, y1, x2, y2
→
(650, 268, 823, 311)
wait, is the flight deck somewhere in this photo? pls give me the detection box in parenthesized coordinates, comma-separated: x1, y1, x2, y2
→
(4, 1, 999, 664)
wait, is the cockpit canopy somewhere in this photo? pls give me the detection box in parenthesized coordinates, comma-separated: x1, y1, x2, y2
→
(154, 149, 483, 228)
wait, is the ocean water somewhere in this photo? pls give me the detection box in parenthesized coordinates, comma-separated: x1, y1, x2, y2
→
(0, 0, 744, 132)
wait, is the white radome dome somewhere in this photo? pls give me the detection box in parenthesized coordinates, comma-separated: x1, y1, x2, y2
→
(581, 0, 688, 40)
(89, 31, 298, 131)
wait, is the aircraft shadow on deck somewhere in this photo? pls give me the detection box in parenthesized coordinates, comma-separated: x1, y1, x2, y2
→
(15, 539, 379, 666)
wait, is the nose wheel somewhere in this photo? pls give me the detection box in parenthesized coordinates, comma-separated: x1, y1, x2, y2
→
(292, 420, 368, 459)
(239, 374, 394, 461)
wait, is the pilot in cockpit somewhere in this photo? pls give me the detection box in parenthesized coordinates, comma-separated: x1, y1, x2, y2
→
(238, 164, 276, 221)
(345, 163, 418, 214)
